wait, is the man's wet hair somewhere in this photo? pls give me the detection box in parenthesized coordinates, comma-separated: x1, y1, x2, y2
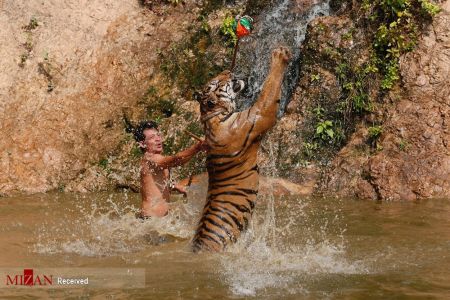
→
(133, 120, 159, 151)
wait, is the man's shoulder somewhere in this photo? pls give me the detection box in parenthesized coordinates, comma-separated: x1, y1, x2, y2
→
(143, 153, 167, 169)
(143, 152, 165, 162)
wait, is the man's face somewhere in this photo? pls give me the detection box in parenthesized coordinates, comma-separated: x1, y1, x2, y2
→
(141, 128, 163, 154)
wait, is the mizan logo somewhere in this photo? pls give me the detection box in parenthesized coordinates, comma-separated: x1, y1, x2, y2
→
(6, 269, 53, 286)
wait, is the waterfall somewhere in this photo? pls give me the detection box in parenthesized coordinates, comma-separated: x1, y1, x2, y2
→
(234, 0, 330, 115)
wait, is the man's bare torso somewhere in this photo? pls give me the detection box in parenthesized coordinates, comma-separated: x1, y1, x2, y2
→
(140, 154, 171, 217)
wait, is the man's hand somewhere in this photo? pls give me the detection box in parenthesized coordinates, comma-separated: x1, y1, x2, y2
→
(195, 140, 209, 152)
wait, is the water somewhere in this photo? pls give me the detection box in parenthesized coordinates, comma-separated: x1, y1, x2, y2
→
(235, 0, 330, 115)
(1, 191, 449, 298)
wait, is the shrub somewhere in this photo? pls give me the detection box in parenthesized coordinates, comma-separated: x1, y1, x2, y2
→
(220, 16, 237, 47)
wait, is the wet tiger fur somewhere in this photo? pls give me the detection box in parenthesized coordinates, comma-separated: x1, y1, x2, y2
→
(192, 46, 292, 252)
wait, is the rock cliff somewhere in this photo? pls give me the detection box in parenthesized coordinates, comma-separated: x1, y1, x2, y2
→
(325, 0, 450, 200)
(1, 0, 448, 201)
(0, 0, 198, 194)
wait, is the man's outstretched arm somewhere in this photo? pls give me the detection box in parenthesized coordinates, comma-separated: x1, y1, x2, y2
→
(149, 141, 207, 169)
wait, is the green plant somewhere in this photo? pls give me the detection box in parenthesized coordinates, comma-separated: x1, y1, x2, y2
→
(23, 17, 38, 31)
(419, 0, 441, 16)
(335, 62, 374, 114)
(98, 158, 109, 169)
(302, 142, 319, 158)
(316, 22, 326, 32)
(199, 15, 210, 33)
(220, 16, 237, 47)
(368, 125, 383, 139)
(131, 144, 143, 158)
(159, 21, 223, 92)
(298, 0, 440, 163)
(341, 28, 354, 41)
(368, 0, 440, 91)
(310, 74, 321, 82)
(380, 57, 400, 90)
(144, 86, 158, 98)
(316, 120, 335, 141)
(368, 125, 383, 150)
(312, 104, 324, 119)
(335, 63, 350, 80)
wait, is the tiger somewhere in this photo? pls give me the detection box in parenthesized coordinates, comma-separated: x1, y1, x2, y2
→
(192, 46, 292, 252)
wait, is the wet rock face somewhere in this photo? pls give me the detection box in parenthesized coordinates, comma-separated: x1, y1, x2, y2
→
(326, 0, 450, 200)
(365, 1, 450, 200)
(329, 0, 352, 14)
(0, 0, 198, 194)
(262, 11, 371, 184)
(291, 0, 321, 13)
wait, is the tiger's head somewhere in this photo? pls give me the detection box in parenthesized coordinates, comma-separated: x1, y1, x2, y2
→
(194, 70, 246, 122)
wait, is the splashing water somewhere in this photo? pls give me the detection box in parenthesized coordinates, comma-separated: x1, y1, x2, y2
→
(3, 190, 448, 298)
(218, 138, 369, 296)
(235, 0, 330, 114)
(33, 192, 204, 257)
(218, 199, 370, 296)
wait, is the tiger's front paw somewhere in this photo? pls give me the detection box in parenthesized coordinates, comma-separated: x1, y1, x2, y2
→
(271, 46, 292, 67)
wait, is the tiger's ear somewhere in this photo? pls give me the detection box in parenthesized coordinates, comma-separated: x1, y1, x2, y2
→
(193, 91, 203, 102)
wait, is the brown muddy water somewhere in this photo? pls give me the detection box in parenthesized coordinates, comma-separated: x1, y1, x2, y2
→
(0, 188, 449, 299)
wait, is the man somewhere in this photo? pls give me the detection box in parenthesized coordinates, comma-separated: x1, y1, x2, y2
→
(134, 121, 207, 218)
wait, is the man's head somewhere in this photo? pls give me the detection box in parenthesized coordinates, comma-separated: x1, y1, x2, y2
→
(134, 121, 163, 154)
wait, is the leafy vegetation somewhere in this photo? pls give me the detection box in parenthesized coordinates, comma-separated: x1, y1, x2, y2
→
(367, 125, 383, 150)
(19, 17, 39, 68)
(295, 0, 440, 164)
(335, 60, 376, 115)
(159, 21, 224, 93)
(366, 0, 441, 90)
(98, 158, 110, 171)
(310, 73, 321, 82)
(220, 16, 238, 47)
(23, 16, 38, 31)
(368, 125, 383, 139)
(316, 120, 335, 141)
(130, 144, 143, 158)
